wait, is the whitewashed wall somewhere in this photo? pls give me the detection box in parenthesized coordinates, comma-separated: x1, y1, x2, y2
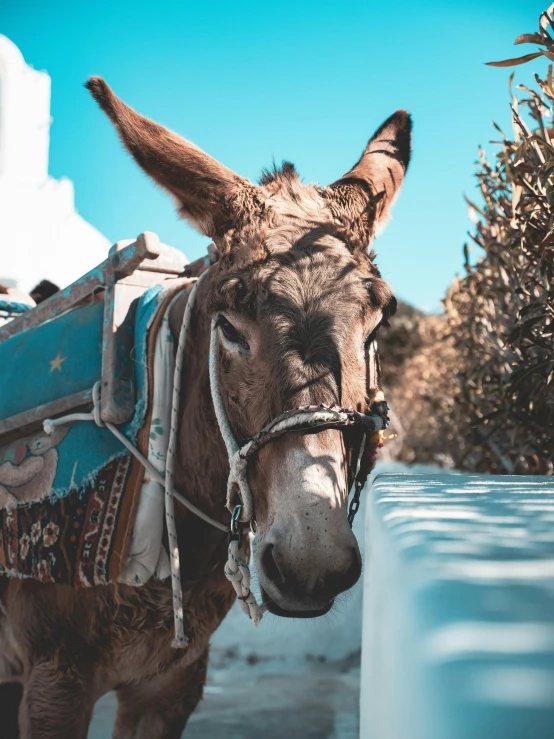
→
(361, 472, 554, 739)
(0, 35, 110, 293)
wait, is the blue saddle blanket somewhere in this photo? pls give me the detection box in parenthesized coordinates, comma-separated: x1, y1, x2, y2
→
(0, 287, 163, 504)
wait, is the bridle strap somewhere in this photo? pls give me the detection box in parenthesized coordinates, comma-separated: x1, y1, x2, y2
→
(238, 404, 387, 460)
(367, 340, 379, 393)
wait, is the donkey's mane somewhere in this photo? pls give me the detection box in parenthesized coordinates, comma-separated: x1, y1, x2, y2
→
(258, 161, 298, 186)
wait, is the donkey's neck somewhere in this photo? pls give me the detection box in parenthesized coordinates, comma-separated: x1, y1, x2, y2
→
(169, 280, 230, 576)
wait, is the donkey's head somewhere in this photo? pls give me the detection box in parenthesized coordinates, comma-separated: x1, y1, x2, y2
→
(87, 78, 411, 617)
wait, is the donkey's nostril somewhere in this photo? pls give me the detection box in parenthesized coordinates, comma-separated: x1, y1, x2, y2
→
(324, 547, 361, 597)
(261, 543, 284, 586)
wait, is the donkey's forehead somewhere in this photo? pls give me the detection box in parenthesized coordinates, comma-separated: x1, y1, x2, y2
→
(220, 168, 353, 255)
(212, 172, 389, 316)
(262, 241, 368, 302)
(211, 235, 388, 321)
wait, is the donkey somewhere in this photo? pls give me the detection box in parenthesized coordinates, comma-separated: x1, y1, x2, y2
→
(0, 77, 411, 738)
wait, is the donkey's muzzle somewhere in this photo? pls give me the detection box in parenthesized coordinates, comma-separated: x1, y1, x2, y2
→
(258, 536, 361, 616)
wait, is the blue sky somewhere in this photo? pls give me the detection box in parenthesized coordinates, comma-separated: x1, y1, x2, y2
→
(3, 0, 547, 310)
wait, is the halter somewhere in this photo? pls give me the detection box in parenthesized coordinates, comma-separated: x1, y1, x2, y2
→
(207, 313, 389, 626)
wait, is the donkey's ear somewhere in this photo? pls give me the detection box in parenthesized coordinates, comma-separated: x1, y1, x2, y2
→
(86, 77, 258, 239)
(329, 110, 411, 240)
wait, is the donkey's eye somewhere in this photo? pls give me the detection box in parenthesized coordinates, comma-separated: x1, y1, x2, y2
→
(216, 315, 250, 350)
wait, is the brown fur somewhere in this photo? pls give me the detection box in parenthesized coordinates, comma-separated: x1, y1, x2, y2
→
(0, 78, 411, 737)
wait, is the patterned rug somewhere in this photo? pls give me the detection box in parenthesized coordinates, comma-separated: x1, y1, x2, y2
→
(0, 456, 140, 586)
(0, 281, 188, 587)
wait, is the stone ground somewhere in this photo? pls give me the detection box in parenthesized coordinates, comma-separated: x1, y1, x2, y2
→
(89, 652, 360, 739)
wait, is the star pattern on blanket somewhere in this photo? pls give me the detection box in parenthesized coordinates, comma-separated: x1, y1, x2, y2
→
(49, 352, 67, 373)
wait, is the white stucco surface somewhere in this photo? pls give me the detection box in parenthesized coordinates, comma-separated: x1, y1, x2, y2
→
(0, 35, 110, 293)
(361, 473, 554, 739)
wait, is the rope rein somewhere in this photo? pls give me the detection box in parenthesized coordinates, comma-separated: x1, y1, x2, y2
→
(164, 269, 210, 647)
(43, 266, 389, 647)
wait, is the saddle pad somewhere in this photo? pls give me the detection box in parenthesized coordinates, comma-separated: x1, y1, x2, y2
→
(0, 456, 141, 585)
(0, 281, 186, 586)
(0, 298, 104, 421)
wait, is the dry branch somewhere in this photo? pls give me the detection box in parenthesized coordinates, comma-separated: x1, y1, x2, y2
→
(381, 4, 554, 475)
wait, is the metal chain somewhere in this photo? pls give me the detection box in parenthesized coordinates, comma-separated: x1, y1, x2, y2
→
(348, 477, 364, 527)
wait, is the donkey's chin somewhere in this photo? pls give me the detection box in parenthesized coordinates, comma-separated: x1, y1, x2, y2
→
(260, 587, 334, 619)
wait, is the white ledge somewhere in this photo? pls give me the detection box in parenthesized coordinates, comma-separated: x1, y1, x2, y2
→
(361, 472, 554, 739)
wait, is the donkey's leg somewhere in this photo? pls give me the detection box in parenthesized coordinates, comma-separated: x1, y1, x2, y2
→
(113, 648, 209, 739)
(18, 661, 95, 739)
(0, 682, 23, 739)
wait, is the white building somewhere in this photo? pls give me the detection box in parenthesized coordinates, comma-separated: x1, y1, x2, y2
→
(0, 35, 110, 293)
